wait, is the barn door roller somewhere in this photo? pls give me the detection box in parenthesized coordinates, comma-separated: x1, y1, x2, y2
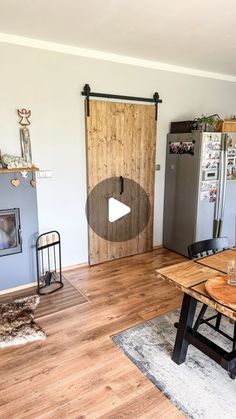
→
(81, 84, 162, 121)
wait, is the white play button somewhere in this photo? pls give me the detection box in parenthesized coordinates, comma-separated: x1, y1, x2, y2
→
(108, 197, 131, 222)
(86, 177, 150, 242)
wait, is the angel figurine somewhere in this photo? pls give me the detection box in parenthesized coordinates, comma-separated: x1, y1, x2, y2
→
(17, 109, 31, 126)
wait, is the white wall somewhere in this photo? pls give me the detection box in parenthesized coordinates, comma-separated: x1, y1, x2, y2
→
(1, 42, 236, 267)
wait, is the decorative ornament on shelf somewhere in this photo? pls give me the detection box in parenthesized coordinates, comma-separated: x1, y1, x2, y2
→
(11, 178, 20, 187)
(21, 171, 28, 179)
(17, 108, 31, 126)
(0, 108, 38, 188)
(1, 154, 32, 169)
(30, 171, 36, 188)
(11, 173, 20, 188)
(18, 108, 32, 164)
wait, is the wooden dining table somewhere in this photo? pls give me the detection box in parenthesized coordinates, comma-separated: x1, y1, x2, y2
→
(156, 248, 236, 378)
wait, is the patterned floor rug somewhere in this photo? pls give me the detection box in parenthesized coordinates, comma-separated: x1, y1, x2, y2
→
(0, 295, 46, 348)
(112, 309, 236, 419)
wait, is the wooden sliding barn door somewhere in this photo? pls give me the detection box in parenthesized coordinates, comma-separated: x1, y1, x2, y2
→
(85, 100, 156, 265)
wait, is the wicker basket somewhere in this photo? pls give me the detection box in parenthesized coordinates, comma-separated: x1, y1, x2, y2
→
(216, 119, 236, 132)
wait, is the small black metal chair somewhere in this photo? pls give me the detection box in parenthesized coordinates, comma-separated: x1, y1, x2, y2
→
(188, 237, 236, 361)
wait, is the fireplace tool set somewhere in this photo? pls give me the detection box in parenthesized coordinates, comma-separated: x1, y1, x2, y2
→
(36, 230, 63, 295)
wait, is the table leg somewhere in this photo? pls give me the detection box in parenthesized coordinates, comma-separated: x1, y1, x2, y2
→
(172, 293, 197, 365)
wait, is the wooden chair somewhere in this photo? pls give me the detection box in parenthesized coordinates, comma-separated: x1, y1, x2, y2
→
(188, 237, 236, 366)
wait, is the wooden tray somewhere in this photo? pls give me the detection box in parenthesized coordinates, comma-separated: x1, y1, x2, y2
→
(205, 277, 236, 310)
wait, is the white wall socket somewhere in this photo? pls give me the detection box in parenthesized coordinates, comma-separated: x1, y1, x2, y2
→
(38, 170, 52, 178)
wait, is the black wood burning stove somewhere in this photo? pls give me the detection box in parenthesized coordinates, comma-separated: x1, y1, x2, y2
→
(0, 208, 22, 257)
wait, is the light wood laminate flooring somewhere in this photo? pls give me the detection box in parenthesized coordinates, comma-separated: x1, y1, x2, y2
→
(0, 248, 185, 418)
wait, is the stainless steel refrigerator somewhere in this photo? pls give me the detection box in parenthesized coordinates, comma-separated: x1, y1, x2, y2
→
(163, 131, 236, 256)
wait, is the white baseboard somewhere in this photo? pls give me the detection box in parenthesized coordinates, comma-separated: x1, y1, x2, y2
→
(0, 249, 163, 295)
(0, 262, 89, 296)
(0, 281, 37, 296)
(62, 262, 89, 272)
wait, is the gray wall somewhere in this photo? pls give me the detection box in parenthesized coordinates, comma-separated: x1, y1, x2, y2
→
(0, 174, 38, 290)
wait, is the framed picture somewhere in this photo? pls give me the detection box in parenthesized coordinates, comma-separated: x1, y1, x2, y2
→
(169, 141, 195, 155)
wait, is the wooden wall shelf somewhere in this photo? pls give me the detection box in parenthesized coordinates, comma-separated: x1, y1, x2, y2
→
(0, 166, 39, 173)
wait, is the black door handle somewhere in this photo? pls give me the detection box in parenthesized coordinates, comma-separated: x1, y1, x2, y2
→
(119, 176, 124, 195)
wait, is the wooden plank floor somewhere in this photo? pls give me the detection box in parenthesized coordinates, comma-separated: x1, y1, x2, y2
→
(0, 277, 88, 318)
(0, 248, 186, 418)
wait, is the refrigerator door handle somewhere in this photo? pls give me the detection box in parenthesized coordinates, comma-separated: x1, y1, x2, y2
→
(213, 137, 224, 237)
(218, 135, 228, 236)
(213, 179, 221, 237)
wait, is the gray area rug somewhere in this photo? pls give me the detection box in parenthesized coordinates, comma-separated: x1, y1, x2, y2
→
(112, 309, 236, 419)
(0, 295, 46, 348)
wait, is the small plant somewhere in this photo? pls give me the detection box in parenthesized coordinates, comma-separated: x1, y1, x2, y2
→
(193, 114, 222, 132)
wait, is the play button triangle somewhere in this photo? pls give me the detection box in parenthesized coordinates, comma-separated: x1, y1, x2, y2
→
(108, 197, 131, 222)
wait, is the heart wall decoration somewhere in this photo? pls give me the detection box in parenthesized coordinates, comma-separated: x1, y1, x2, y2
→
(30, 171, 36, 188)
(11, 178, 20, 187)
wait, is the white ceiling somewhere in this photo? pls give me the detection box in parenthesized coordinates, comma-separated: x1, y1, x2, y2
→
(1, 0, 236, 77)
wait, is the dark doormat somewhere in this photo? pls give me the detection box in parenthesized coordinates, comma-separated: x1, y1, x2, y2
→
(0, 277, 88, 318)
